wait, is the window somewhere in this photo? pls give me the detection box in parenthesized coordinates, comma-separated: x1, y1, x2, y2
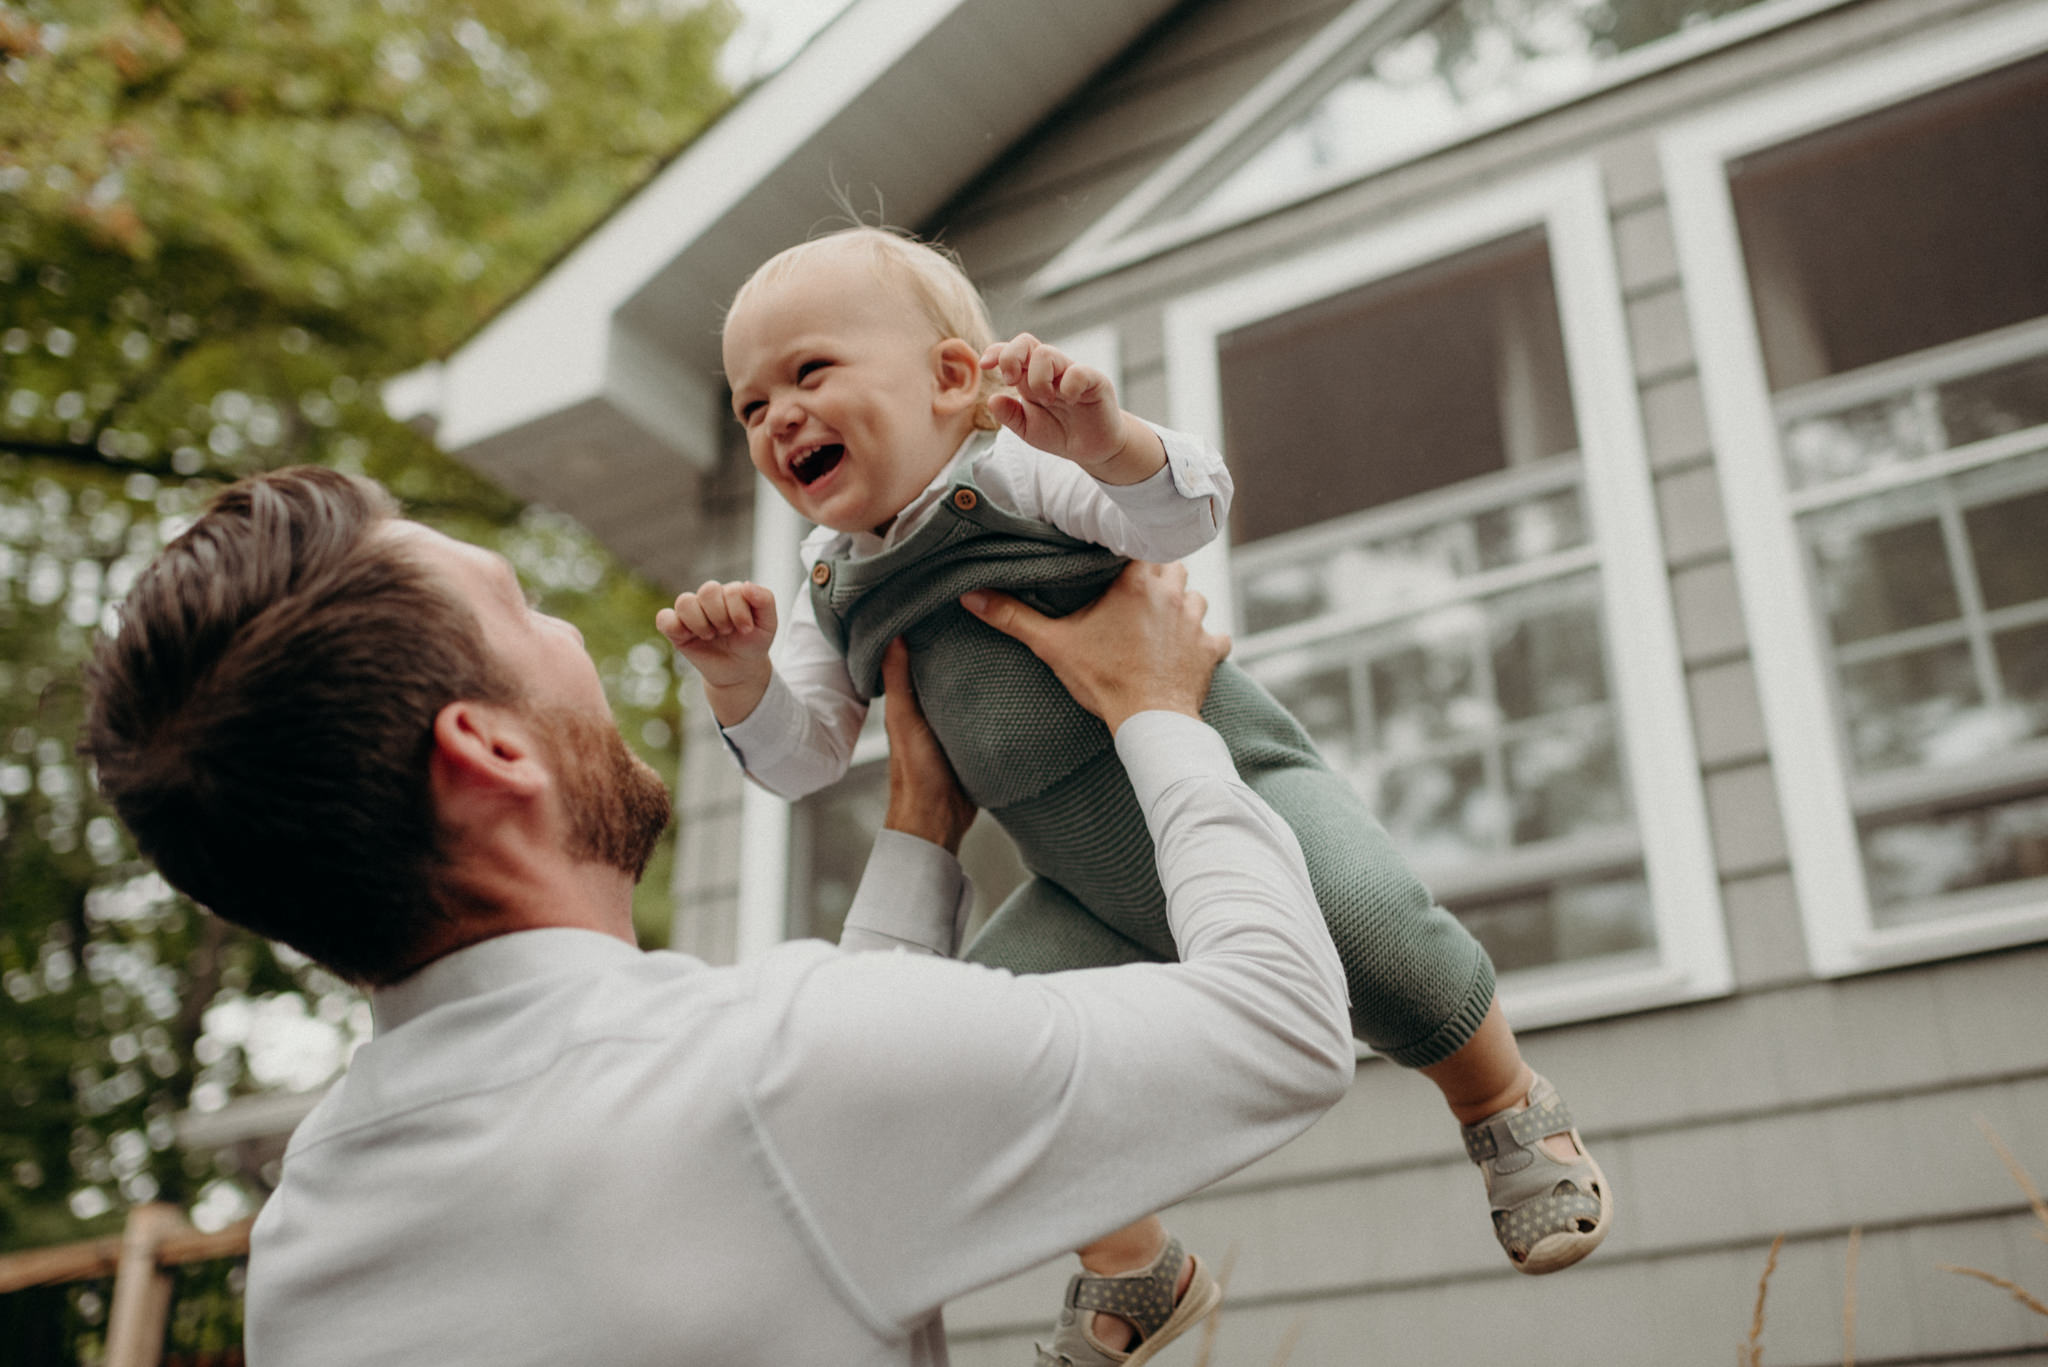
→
(1168, 165, 1727, 1026)
(1664, 7, 2048, 973)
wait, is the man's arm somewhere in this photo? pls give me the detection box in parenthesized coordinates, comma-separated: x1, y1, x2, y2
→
(741, 564, 1353, 1332)
(836, 639, 977, 957)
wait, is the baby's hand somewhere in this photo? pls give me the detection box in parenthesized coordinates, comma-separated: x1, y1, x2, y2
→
(657, 581, 778, 692)
(981, 334, 1158, 480)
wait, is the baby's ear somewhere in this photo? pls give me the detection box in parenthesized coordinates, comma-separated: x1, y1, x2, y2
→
(930, 338, 984, 415)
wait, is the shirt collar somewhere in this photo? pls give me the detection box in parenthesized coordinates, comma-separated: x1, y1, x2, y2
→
(371, 928, 641, 1035)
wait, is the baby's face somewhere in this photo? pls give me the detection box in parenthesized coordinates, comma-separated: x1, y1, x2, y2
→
(723, 252, 967, 535)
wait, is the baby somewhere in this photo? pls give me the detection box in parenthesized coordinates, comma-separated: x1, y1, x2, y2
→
(658, 227, 1610, 1363)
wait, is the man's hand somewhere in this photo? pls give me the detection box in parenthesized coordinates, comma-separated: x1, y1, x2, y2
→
(656, 581, 777, 726)
(880, 639, 976, 854)
(980, 333, 1166, 486)
(961, 561, 1229, 734)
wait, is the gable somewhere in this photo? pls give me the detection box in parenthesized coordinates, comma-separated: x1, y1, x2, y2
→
(1029, 0, 1859, 295)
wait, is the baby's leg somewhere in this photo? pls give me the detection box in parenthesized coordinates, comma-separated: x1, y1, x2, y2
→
(1238, 761, 1496, 1063)
(964, 880, 1215, 1359)
(1223, 698, 1609, 1273)
(963, 873, 1163, 973)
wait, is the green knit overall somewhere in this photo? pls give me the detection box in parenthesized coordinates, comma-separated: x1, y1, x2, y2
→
(810, 466, 1496, 1066)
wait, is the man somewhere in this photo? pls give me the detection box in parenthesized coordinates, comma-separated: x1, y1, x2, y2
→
(86, 467, 1353, 1365)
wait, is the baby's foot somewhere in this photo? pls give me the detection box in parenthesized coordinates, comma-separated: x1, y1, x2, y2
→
(1033, 1235, 1220, 1366)
(1460, 1074, 1612, 1274)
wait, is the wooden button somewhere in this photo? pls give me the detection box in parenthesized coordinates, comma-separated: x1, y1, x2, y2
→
(810, 562, 831, 586)
(952, 487, 979, 512)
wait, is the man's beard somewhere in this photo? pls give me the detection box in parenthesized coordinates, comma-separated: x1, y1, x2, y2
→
(539, 706, 672, 880)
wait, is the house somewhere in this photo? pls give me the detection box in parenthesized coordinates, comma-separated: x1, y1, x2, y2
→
(394, 0, 2048, 1360)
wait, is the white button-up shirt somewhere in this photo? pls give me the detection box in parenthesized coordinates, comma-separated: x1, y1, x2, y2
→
(244, 714, 1350, 1366)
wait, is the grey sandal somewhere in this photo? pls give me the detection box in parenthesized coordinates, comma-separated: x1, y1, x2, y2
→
(1461, 1074, 1612, 1274)
(1033, 1234, 1222, 1366)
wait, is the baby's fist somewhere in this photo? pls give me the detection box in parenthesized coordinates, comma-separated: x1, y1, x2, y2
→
(658, 580, 777, 689)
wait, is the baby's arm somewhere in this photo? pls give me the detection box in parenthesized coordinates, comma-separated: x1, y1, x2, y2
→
(658, 582, 866, 798)
(981, 333, 1167, 487)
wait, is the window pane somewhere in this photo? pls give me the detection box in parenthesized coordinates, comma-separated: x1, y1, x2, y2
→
(1218, 233, 1575, 545)
(1941, 353, 2048, 446)
(1474, 485, 1587, 571)
(1863, 791, 2048, 921)
(1260, 653, 1363, 789)
(1967, 487, 2048, 612)
(1235, 479, 1590, 636)
(1380, 750, 1501, 862)
(1781, 394, 1935, 489)
(1452, 875, 1653, 975)
(1508, 717, 1625, 846)
(1371, 636, 1484, 754)
(1995, 621, 2048, 739)
(1805, 503, 1959, 645)
(1492, 596, 1607, 722)
(1239, 561, 1328, 636)
(1838, 643, 1984, 773)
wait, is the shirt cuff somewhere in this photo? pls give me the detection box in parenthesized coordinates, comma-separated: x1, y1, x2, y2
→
(839, 829, 974, 957)
(1155, 423, 1224, 508)
(1114, 711, 1241, 814)
(1096, 424, 1223, 530)
(717, 671, 804, 771)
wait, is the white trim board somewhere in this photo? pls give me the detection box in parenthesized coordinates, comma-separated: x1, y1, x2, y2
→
(1030, 0, 1859, 297)
(1163, 163, 1730, 1030)
(1659, 0, 2048, 978)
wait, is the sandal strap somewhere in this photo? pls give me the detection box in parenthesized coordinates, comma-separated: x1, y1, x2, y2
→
(1063, 1234, 1186, 1341)
(1461, 1086, 1575, 1166)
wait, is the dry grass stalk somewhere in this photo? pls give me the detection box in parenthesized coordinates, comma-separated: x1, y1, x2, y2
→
(1267, 1316, 1304, 1367)
(1972, 1115, 2048, 1244)
(1939, 1264, 2048, 1318)
(1936, 1117, 2048, 1320)
(1190, 1243, 1238, 1367)
(1842, 1225, 1861, 1367)
(1741, 1233, 1786, 1367)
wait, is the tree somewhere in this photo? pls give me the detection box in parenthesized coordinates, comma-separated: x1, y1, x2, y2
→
(0, 0, 734, 1267)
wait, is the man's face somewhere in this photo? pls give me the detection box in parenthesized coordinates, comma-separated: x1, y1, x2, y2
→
(381, 522, 669, 876)
(722, 248, 961, 535)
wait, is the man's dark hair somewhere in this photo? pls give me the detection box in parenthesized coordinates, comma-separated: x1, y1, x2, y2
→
(85, 467, 517, 984)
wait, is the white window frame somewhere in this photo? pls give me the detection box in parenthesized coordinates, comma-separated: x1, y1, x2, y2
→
(1031, 0, 1857, 297)
(1163, 161, 1729, 1029)
(734, 329, 1129, 956)
(1660, 2, 2048, 978)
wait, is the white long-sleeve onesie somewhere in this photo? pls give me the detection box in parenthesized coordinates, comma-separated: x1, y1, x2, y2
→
(721, 423, 1233, 799)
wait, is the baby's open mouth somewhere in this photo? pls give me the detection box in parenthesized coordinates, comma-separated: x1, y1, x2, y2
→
(791, 444, 844, 486)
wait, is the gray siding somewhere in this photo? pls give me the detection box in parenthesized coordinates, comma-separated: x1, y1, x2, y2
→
(912, 0, 2048, 1361)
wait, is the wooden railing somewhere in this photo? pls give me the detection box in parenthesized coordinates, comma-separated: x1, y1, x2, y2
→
(0, 1205, 255, 1367)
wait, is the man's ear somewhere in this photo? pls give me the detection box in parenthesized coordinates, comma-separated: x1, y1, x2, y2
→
(930, 337, 984, 419)
(429, 701, 547, 809)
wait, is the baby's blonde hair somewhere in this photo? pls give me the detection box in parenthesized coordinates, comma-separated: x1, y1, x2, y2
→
(727, 226, 1003, 431)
